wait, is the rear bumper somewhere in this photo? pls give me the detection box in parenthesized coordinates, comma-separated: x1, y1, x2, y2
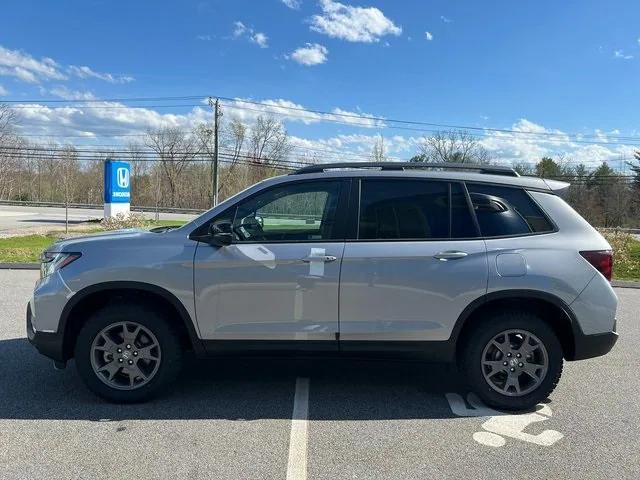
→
(27, 303, 65, 363)
(571, 328, 618, 360)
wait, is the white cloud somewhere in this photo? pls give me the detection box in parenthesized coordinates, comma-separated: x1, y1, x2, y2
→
(477, 119, 635, 167)
(49, 86, 97, 101)
(251, 32, 269, 48)
(440, 16, 452, 23)
(9, 95, 390, 142)
(281, 0, 301, 9)
(425, 31, 433, 41)
(68, 65, 134, 84)
(12, 101, 214, 140)
(614, 50, 633, 60)
(310, 0, 401, 43)
(0, 85, 7, 96)
(219, 97, 385, 130)
(196, 34, 213, 41)
(232, 21, 269, 48)
(233, 21, 248, 37)
(0, 45, 66, 84)
(289, 43, 328, 65)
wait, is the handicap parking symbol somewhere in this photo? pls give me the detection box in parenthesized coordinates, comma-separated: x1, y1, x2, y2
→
(446, 393, 564, 448)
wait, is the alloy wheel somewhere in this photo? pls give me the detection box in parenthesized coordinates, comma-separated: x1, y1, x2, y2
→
(90, 321, 162, 390)
(480, 329, 549, 397)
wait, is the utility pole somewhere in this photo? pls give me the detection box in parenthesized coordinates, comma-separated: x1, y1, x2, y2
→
(208, 97, 223, 207)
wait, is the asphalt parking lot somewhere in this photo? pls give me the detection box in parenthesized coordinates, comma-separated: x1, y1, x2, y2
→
(0, 270, 638, 479)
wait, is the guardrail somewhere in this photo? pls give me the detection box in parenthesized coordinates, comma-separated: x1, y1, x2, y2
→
(0, 199, 204, 215)
(1, 199, 639, 230)
(0, 200, 322, 220)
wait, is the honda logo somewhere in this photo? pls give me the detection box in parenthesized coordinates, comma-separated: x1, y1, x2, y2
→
(116, 167, 130, 189)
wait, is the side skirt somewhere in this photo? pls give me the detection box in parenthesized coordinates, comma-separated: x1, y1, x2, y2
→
(200, 340, 455, 362)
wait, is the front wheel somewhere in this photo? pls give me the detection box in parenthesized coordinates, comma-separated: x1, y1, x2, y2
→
(461, 312, 563, 411)
(75, 304, 183, 403)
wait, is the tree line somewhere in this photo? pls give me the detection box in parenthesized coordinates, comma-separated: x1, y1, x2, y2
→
(1, 103, 639, 227)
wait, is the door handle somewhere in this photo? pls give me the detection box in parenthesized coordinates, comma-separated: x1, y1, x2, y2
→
(302, 255, 337, 263)
(433, 251, 468, 261)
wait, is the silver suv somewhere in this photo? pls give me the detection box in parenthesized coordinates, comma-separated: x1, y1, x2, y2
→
(27, 162, 618, 410)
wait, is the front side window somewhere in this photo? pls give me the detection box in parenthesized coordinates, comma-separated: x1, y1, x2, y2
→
(231, 181, 342, 242)
(467, 183, 554, 237)
(358, 179, 451, 240)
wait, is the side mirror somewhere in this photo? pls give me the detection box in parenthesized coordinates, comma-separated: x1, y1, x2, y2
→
(208, 221, 233, 247)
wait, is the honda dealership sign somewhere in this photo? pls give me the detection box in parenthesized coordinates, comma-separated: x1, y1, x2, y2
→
(104, 160, 131, 218)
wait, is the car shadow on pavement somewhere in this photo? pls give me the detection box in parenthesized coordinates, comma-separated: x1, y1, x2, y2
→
(0, 338, 471, 422)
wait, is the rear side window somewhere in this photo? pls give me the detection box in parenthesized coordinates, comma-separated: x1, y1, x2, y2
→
(358, 179, 469, 240)
(466, 183, 554, 237)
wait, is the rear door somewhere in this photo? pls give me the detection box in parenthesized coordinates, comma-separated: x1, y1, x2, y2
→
(339, 178, 487, 343)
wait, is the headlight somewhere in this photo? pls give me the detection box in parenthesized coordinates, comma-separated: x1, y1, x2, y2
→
(40, 252, 81, 279)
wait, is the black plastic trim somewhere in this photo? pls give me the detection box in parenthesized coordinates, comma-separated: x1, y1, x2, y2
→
(451, 287, 617, 361)
(201, 339, 455, 361)
(27, 303, 65, 362)
(571, 330, 618, 360)
(57, 281, 206, 358)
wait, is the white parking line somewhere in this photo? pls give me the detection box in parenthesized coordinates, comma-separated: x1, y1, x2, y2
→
(286, 377, 310, 480)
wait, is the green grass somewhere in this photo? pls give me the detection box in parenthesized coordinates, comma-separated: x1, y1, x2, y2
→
(0, 235, 59, 263)
(614, 238, 640, 282)
(0, 220, 188, 263)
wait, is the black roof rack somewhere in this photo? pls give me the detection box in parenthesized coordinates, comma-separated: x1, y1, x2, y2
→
(291, 162, 519, 177)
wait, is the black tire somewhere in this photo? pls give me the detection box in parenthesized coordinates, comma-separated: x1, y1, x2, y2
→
(461, 311, 563, 411)
(74, 303, 183, 403)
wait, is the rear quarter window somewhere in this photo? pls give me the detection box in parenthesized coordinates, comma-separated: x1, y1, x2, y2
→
(466, 183, 554, 237)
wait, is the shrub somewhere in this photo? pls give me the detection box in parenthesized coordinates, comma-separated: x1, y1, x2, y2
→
(599, 228, 640, 280)
(100, 212, 149, 231)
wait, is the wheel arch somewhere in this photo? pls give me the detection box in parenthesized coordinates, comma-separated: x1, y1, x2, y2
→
(59, 281, 205, 361)
(453, 290, 582, 361)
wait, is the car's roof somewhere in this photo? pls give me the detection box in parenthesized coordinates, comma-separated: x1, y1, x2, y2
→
(269, 169, 569, 193)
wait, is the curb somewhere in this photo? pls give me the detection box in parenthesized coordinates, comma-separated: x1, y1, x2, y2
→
(612, 280, 640, 289)
(0, 263, 39, 270)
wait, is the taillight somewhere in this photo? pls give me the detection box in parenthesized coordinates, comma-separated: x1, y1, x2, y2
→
(580, 250, 613, 282)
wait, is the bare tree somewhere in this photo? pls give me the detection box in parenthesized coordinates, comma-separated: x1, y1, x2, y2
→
(59, 146, 79, 232)
(417, 130, 491, 164)
(370, 135, 386, 162)
(145, 127, 199, 207)
(0, 104, 17, 146)
(126, 141, 149, 204)
(248, 116, 291, 165)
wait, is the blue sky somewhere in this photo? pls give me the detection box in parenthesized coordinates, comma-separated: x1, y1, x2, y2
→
(1, 0, 639, 166)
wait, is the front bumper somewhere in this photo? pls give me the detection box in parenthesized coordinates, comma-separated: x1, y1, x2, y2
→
(27, 303, 65, 363)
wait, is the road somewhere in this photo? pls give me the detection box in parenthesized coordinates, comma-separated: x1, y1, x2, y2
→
(0, 270, 638, 479)
(0, 205, 196, 233)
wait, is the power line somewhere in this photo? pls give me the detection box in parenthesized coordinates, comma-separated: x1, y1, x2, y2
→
(4, 94, 640, 145)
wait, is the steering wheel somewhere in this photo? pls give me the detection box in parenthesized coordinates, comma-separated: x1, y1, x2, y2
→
(233, 216, 267, 241)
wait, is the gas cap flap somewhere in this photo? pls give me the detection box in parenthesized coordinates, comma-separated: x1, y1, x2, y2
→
(496, 253, 527, 277)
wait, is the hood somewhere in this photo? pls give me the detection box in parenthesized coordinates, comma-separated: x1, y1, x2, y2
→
(47, 228, 150, 252)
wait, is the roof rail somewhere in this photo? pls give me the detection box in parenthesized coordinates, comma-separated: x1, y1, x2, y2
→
(292, 162, 519, 177)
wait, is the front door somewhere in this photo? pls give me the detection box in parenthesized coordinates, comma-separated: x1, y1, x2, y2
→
(339, 178, 488, 342)
(194, 179, 348, 342)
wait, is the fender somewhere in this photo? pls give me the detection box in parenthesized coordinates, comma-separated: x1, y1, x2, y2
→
(450, 289, 581, 351)
(58, 281, 206, 357)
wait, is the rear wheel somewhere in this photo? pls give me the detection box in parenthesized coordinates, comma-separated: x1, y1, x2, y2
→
(461, 312, 563, 410)
(75, 304, 183, 403)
